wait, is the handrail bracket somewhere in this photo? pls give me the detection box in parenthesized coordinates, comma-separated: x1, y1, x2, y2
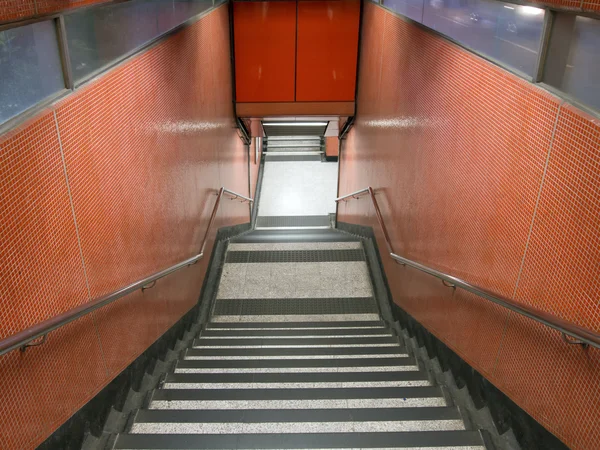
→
(442, 280, 456, 289)
(562, 333, 589, 349)
(0, 187, 253, 357)
(20, 334, 48, 353)
(336, 186, 600, 351)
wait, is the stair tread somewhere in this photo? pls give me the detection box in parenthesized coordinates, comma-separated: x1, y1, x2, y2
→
(231, 229, 359, 243)
(133, 407, 462, 423)
(225, 249, 365, 263)
(193, 336, 398, 347)
(206, 321, 385, 329)
(152, 386, 443, 401)
(115, 430, 484, 449)
(201, 328, 391, 337)
(177, 356, 417, 368)
(165, 371, 429, 383)
(212, 298, 379, 317)
(185, 346, 405, 357)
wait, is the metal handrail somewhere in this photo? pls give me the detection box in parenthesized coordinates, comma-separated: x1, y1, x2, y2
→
(0, 187, 253, 356)
(336, 187, 600, 350)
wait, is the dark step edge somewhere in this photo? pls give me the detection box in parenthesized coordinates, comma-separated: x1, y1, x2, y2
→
(114, 430, 485, 449)
(165, 370, 430, 383)
(134, 406, 463, 423)
(206, 320, 386, 328)
(192, 336, 399, 346)
(151, 386, 444, 401)
(200, 328, 392, 337)
(185, 346, 405, 356)
(175, 355, 417, 368)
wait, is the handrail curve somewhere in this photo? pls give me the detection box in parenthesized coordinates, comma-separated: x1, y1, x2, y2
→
(336, 187, 600, 350)
(0, 187, 253, 357)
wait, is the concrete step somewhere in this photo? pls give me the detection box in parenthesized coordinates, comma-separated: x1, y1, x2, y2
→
(265, 153, 322, 162)
(184, 346, 408, 360)
(132, 405, 462, 423)
(230, 229, 359, 244)
(266, 135, 322, 141)
(115, 431, 486, 449)
(227, 241, 362, 251)
(148, 386, 447, 410)
(131, 419, 465, 434)
(163, 370, 431, 389)
(175, 356, 419, 373)
(192, 336, 398, 348)
(210, 313, 382, 323)
(199, 327, 391, 337)
(205, 320, 387, 329)
(267, 141, 321, 148)
(225, 248, 366, 263)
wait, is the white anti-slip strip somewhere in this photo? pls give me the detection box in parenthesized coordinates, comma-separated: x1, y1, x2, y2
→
(227, 242, 362, 251)
(174, 367, 420, 374)
(121, 447, 485, 450)
(191, 344, 398, 349)
(255, 226, 331, 230)
(211, 314, 382, 323)
(206, 326, 386, 331)
(184, 354, 408, 360)
(266, 151, 324, 156)
(119, 447, 483, 450)
(130, 420, 464, 434)
(175, 366, 420, 374)
(162, 381, 431, 389)
(198, 334, 393, 339)
(150, 398, 447, 410)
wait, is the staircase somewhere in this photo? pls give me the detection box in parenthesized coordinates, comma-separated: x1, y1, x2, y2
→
(264, 136, 324, 163)
(113, 229, 488, 449)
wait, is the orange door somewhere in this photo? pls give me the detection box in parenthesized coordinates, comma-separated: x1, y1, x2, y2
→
(233, 1, 297, 102)
(296, 0, 360, 102)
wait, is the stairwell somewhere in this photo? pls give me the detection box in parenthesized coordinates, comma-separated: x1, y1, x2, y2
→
(111, 228, 490, 449)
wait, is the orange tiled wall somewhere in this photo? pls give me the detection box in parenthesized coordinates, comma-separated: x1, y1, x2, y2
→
(0, 0, 111, 22)
(338, 3, 599, 449)
(535, 0, 600, 13)
(0, 4, 248, 449)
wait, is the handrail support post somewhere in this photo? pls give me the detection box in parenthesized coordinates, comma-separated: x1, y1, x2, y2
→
(20, 334, 48, 353)
(0, 187, 253, 357)
(562, 333, 589, 349)
(336, 186, 600, 351)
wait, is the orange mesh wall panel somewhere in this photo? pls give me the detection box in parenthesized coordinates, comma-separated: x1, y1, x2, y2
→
(296, 0, 360, 101)
(0, 5, 249, 449)
(233, 1, 297, 102)
(0, 0, 110, 22)
(0, 0, 36, 22)
(338, 3, 600, 449)
(36, 0, 111, 14)
(582, 0, 600, 12)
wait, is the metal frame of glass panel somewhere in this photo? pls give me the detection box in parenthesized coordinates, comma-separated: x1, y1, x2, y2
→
(376, 0, 600, 118)
(0, 16, 69, 130)
(0, 0, 599, 132)
(539, 12, 600, 115)
(0, 0, 218, 133)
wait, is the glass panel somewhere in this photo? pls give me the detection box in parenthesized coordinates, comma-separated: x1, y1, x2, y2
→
(422, 0, 544, 77)
(544, 16, 600, 112)
(383, 0, 425, 23)
(65, 0, 213, 83)
(0, 21, 64, 124)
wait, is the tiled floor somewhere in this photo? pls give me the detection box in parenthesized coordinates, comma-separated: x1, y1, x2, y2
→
(257, 160, 338, 219)
(216, 261, 373, 299)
